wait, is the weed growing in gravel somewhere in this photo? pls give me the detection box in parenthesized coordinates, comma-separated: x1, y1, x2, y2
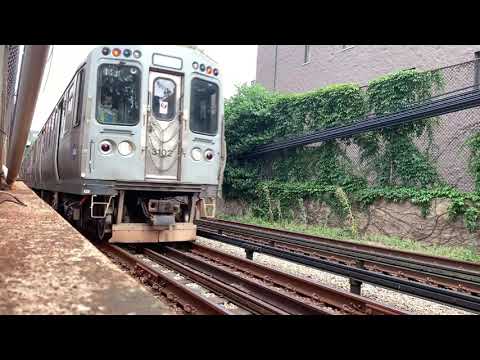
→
(218, 214, 480, 263)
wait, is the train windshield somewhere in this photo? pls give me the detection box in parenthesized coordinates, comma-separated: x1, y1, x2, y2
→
(96, 64, 141, 126)
(190, 78, 219, 135)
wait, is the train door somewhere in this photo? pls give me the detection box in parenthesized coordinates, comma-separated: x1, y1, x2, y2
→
(145, 71, 182, 181)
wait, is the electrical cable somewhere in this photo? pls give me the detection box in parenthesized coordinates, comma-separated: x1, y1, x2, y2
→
(234, 88, 480, 159)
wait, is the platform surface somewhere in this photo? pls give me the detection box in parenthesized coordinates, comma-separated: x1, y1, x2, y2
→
(0, 182, 172, 315)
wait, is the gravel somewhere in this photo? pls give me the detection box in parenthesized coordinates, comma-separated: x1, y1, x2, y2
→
(196, 236, 474, 315)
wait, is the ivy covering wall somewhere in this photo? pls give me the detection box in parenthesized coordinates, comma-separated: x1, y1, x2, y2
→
(224, 69, 480, 233)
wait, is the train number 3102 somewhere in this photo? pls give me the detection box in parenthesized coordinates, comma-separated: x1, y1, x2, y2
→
(157, 149, 174, 158)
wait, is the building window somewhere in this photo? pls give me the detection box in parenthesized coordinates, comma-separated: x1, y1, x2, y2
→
(303, 45, 311, 64)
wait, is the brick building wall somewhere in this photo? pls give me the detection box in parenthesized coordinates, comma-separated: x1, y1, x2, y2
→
(256, 45, 480, 93)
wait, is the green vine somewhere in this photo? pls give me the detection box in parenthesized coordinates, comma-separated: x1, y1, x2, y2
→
(224, 68, 480, 233)
(355, 69, 444, 187)
(467, 132, 480, 192)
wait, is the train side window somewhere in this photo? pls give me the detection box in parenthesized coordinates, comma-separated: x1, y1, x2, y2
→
(152, 78, 176, 121)
(49, 117, 53, 145)
(65, 81, 76, 132)
(190, 78, 219, 135)
(74, 69, 85, 127)
(52, 109, 58, 142)
(59, 100, 66, 137)
(47, 119, 50, 146)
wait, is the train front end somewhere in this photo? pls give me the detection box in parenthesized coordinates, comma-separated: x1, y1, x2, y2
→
(82, 45, 225, 243)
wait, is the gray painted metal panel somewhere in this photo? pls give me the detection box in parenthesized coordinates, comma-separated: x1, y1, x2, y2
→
(22, 45, 225, 197)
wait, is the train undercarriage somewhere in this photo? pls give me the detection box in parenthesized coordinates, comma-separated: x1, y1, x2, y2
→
(34, 189, 216, 243)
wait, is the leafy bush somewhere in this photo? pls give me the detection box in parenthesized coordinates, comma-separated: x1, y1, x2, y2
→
(223, 69, 480, 232)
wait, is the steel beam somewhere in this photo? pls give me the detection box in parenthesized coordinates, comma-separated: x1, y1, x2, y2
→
(6, 45, 49, 186)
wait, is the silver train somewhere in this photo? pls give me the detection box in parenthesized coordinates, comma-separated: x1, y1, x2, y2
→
(21, 45, 226, 243)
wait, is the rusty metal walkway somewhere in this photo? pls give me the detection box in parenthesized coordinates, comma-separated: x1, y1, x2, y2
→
(0, 181, 172, 314)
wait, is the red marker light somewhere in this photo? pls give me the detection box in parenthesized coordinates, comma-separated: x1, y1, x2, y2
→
(101, 143, 111, 152)
(205, 150, 214, 160)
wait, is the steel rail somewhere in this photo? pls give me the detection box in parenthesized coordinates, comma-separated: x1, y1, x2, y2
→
(141, 247, 292, 315)
(235, 89, 480, 159)
(196, 219, 480, 283)
(99, 244, 233, 315)
(196, 220, 480, 313)
(198, 227, 480, 297)
(144, 247, 335, 315)
(187, 243, 405, 315)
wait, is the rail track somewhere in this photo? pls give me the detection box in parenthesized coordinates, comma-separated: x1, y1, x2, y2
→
(195, 218, 480, 313)
(99, 242, 405, 315)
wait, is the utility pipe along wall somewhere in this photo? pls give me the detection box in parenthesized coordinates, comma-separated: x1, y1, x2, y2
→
(6, 45, 49, 186)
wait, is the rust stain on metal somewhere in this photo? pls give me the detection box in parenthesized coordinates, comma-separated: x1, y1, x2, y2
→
(0, 182, 173, 315)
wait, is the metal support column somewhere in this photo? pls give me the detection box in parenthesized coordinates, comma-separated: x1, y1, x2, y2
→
(0, 46, 6, 174)
(6, 45, 49, 186)
(349, 278, 362, 295)
(245, 248, 254, 260)
(116, 190, 125, 224)
(349, 260, 365, 295)
(474, 51, 480, 91)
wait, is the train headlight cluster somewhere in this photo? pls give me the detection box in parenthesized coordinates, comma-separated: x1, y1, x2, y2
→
(100, 140, 113, 154)
(192, 62, 219, 77)
(99, 140, 134, 156)
(112, 48, 122, 57)
(204, 149, 214, 161)
(118, 141, 134, 156)
(100, 47, 142, 59)
(191, 148, 215, 161)
(191, 147, 202, 161)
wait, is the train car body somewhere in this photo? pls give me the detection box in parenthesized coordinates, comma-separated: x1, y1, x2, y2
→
(21, 45, 226, 243)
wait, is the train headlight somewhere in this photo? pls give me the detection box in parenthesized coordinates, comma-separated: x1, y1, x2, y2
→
(133, 50, 142, 59)
(102, 47, 110, 56)
(100, 140, 113, 154)
(192, 62, 199, 70)
(204, 149, 214, 161)
(112, 48, 121, 57)
(118, 141, 134, 156)
(191, 147, 202, 161)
